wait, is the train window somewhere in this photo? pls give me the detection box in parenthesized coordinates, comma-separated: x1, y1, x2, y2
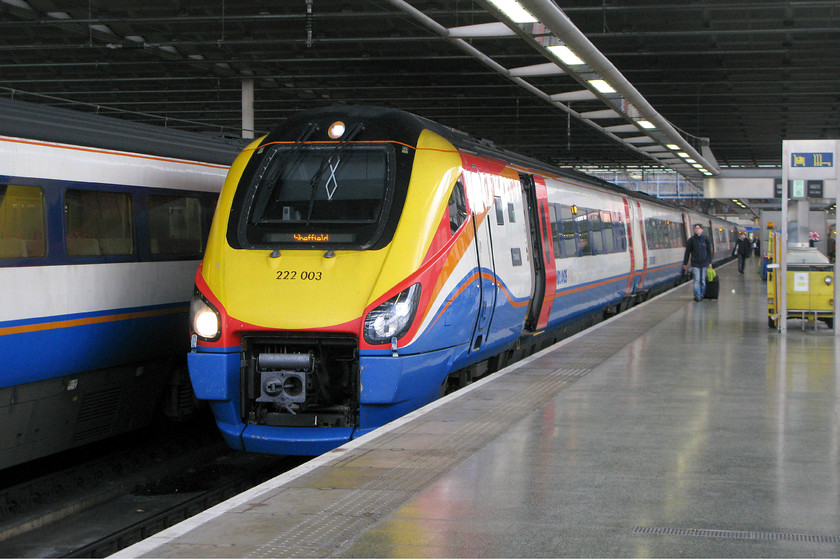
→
(560, 206, 577, 258)
(242, 145, 391, 248)
(494, 196, 505, 226)
(601, 211, 615, 254)
(548, 204, 563, 258)
(589, 210, 604, 254)
(447, 178, 467, 235)
(576, 210, 592, 256)
(65, 189, 133, 257)
(0, 184, 46, 259)
(508, 202, 516, 223)
(148, 195, 203, 256)
(612, 211, 627, 252)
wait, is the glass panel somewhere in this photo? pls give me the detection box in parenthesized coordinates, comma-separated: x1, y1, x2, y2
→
(601, 211, 614, 254)
(560, 206, 578, 257)
(549, 204, 562, 258)
(149, 194, 203, 256)
(494, 196, 504, 226)
(0, 184, 46, 258)
(576, 209, 592, 256)
(447, 178, 467, 235)
(245, 145, 390, 247)
(65, 189, 133, 256)
(589, 210, 603, 254)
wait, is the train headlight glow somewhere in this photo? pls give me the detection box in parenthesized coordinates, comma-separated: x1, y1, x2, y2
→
(328, 121, 346, 139)
(190, 291, 221, 341)
(364, 283, 422, 345)
(825, 275, 833, 286)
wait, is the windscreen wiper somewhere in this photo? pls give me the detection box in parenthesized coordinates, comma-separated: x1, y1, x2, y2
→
(250, 122, 319, 225)
(304, 122, 364, 225)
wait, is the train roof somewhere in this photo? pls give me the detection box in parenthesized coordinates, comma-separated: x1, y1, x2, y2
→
(268, 105, 736, 229)
(0, 97, 248, 166)
(394, 107, 731, 224)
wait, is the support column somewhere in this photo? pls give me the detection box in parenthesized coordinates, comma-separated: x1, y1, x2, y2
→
(242, 78, 254, 139)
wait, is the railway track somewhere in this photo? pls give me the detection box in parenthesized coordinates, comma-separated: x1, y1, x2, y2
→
(0, 417, 306, 558)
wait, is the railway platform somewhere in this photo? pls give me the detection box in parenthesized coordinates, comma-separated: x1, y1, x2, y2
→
(114, 261, 840, 558)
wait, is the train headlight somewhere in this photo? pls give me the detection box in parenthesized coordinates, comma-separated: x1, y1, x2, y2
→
(825, 275, 833, 286)
(190, 290, 221, 341)
(364, 283, 422, 345)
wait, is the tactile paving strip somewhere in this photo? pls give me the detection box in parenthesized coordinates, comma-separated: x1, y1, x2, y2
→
(247, 292, 690, 558)
(634, 526, 840, 544)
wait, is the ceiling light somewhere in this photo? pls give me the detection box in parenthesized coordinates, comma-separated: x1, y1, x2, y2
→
(485, 0, 537, 23)
(685, 158, 696, 164)
(637, 120, 655, 129)
(666, 144, 679, 150)
(677, 152, 690, 158)
(588, 79, 616, 93)
(548, 45, 584, 66)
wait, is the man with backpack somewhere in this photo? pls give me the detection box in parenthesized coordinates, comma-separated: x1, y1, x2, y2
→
(683, 223, 713, 301)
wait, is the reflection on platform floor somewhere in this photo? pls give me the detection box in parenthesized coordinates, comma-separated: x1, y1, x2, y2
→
(117, 262, 840, 558)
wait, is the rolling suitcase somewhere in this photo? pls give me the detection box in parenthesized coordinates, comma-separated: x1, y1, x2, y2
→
(704, 275, 720, 299)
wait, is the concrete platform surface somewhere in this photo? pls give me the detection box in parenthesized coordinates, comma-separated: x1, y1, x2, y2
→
(114, 261, 840, 558)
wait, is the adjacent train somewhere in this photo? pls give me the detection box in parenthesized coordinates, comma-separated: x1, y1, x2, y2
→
(0, 98, 244, 470)
(188, 106, 736, 456)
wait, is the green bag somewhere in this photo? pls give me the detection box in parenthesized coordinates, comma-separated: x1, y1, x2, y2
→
(707, 267, 716, 282)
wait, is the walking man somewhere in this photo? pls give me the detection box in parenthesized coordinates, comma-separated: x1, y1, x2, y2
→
(683, 223, 713, 301)
(733, 232, 751, 274)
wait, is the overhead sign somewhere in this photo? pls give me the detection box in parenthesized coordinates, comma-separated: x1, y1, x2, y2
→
(791, 152, 834, 168)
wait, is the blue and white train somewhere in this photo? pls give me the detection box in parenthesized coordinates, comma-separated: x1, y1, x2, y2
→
(0, 98, 244, 470)
(187, 106, 736, 456)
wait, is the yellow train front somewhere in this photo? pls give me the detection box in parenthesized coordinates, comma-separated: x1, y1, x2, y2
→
(188, 106, 502, 454)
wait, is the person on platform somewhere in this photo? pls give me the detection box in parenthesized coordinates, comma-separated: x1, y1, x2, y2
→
(733, 232, 751, 274)
(683, 223, 713, 302)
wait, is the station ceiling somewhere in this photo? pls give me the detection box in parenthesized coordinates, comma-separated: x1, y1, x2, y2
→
(1, 1, 839, 186)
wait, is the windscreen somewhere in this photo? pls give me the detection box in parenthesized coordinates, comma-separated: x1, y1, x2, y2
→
(241, 144, 393, 248)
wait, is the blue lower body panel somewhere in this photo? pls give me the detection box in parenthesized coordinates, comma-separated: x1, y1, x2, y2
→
(358, 348, 455, 430)
(242, 425, 354, 455)
(188, 345, 457, 456)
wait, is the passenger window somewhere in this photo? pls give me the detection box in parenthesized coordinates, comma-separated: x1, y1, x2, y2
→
(576, 209, 592, 256)
(65, 189, 133, 256)
(0, 184, 46, 259)
(149, 195, 204, 256)
(548, 204, 563, 258)
(560, 206, 578, 258)
(613, 211, 627, 252)
(508, 203, 516, 223)
(601, 211, 614, 254)
(447, 178, 467, 235)
(589, 210, 603, 254)
(494, 196, 504, 226)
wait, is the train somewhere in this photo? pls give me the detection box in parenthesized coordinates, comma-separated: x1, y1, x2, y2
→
(188, 106, 736, 456)
(0, 97, 245, 470)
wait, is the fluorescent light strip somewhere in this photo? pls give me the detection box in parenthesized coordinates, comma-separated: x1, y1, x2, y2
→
(637, 120, 655, 129)
(588, 79, 616, 93)
(547, 45, 584, 65)
(485, 0, 537, 23)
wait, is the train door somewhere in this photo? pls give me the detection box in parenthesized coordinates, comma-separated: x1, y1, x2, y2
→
(522, 174, 555, 331)
(635, 201, 649, 290)
(470, 202, 497, 352)
(622, 198, 636, 296)
(681, 213, 691, 244)
(707, 220, 716, 254)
